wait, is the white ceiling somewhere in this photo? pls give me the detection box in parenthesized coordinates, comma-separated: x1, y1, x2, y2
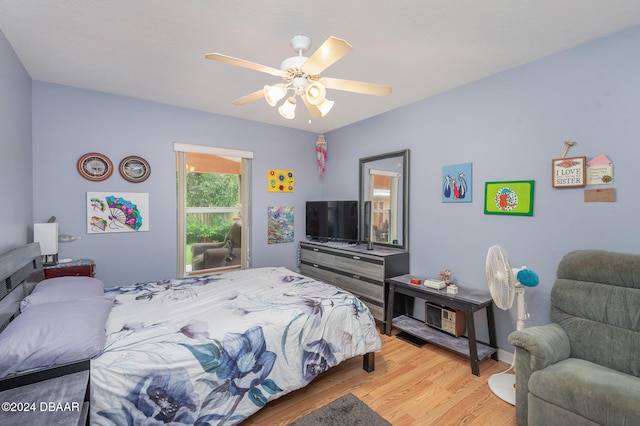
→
(2, 1, 640, 134)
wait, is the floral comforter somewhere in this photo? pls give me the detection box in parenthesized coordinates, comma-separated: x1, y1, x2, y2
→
(90, 267, 382, 425)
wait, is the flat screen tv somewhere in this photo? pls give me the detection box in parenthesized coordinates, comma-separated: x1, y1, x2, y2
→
(306, 200, 358, 243)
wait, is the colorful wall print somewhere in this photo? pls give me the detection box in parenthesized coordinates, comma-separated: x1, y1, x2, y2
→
(267, 206, 294, 244)
(442, 163, 472, 202)
(87, 192, 149, 233)
(484, 181, 535, 216)
(267, 169, 294, 192)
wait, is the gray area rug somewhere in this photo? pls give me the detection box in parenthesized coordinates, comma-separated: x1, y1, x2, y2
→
(289, 393, 391, 426)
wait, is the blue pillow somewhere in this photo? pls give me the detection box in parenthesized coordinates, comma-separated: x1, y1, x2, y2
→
(0, 295, 114, 378)
(20, 276, 104, 312)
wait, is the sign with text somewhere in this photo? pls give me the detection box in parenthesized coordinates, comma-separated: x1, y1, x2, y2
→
(552, 156, 586, 188)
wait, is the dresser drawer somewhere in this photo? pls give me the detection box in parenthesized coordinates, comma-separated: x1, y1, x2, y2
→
(334, 254, 384, 280)
(333, 273, 384, 303)
(300, 247, 335, 267)
(299, 263, 334, 283)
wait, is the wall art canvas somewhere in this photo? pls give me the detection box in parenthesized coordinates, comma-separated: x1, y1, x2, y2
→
(267, 169, 295, 192)
(442, 162, 472, 202)
(267, 206, 294, 244)
(484, 181, 535, 216)
(87, 192, 149, 233)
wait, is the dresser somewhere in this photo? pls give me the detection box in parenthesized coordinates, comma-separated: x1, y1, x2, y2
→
(299, 241, 409, 324)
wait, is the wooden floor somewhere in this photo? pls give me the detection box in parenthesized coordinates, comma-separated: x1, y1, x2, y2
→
(243, 329, 517, 425)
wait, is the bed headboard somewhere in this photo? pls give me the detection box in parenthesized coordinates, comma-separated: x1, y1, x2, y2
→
(0, 242, 44, 331)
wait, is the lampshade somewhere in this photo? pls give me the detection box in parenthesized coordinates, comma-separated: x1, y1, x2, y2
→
(278, 97, 297, 119)
(304, 82, 326, 106)
(263, 83, 287, 107)
(34, 223, 58, 255)
(34, 222, 59, 265)
(316, 98, 334, 117)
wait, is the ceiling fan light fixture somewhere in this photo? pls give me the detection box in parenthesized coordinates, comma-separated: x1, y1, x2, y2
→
(206, 35, 391, 122)
(316, 98, 334, 117)
(263, 83, 287, 107)
(278, 96, 297, 119)
(304, 81, 326, 105)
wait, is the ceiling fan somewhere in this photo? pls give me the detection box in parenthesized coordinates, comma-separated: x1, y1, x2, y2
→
(205, 35, 392, 120)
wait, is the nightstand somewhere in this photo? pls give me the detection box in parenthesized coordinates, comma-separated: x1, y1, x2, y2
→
(44, 259, 96, 279)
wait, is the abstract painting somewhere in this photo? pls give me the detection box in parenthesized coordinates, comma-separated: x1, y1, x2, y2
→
(267, 206, 294, 244)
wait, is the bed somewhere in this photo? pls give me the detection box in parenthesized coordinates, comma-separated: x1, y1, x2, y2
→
(0, 243, 382, 425)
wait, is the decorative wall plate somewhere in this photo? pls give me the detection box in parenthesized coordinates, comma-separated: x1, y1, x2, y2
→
(119, 156, 151, 183)
(77, 152, 114, 181)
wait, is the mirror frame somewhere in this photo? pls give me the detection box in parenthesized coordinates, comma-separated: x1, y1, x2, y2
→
(359, 149, 409, 251)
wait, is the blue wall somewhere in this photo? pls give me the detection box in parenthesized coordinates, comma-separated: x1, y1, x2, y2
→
(324, 26, 640, 349)
(0, 29, 32, 254)
(3, 24, 639, 352)
(31, 83, 322, 287)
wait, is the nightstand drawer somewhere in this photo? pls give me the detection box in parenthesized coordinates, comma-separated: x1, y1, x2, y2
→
(44, 259, 95, 279)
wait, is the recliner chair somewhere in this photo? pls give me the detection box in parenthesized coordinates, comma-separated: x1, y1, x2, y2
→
(191, 221, 241, 271)
(508, 249, 640, 425)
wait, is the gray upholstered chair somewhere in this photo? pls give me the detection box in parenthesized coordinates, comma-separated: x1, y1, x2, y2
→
(191, 221, 241, 271)
(508, 250, 640, 425)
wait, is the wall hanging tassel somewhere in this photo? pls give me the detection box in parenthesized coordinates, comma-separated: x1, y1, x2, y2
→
(316, 134, 327, 177)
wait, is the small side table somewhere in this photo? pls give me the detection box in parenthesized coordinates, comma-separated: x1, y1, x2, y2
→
(385, 274, 498, 376)
(44, 259, 96, 279)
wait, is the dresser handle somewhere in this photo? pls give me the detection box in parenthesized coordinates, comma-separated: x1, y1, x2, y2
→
(312, 264, 319, 268)
(352, 256, 360, 260)
(313, 248, 319, 252)
(352, 274, 360, 280)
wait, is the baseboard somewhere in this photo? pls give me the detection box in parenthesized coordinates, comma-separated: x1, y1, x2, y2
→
(496, 348, 514, 366)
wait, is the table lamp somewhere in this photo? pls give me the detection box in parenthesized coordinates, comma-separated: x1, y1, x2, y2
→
(34, 222, 59, 265)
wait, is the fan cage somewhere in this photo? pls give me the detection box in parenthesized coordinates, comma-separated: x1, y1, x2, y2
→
(486, 245, 515, 310)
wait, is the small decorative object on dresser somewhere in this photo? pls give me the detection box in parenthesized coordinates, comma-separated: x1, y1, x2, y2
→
(44, 259, 96, 279)
(119, 156, 151, 183)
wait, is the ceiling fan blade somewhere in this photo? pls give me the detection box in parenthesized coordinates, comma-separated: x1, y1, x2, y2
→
(205, 53, 283, 77)
(302, 36, 352, 76)
(320, 77, 392, 96)
(301, 96, 322, 119)
(232, 89, 264, 106)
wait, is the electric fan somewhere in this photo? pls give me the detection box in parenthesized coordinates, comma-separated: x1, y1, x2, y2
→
(485, 244, 539, 405)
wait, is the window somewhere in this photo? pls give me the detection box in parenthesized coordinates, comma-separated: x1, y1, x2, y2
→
(175, 144, 252, 276)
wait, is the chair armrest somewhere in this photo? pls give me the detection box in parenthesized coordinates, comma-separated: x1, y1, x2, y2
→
(509, 323, 571, 370)
(203, 247, 230, 269)
(508, 324, 570, 425)
(191, 242, 225, 258)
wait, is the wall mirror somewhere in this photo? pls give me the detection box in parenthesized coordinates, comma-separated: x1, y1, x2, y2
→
(359, 149, 409, 251)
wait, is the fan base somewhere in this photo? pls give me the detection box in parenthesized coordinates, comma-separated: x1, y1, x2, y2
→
(290, 35, 311, 53)
(488, 373, 516, 405)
